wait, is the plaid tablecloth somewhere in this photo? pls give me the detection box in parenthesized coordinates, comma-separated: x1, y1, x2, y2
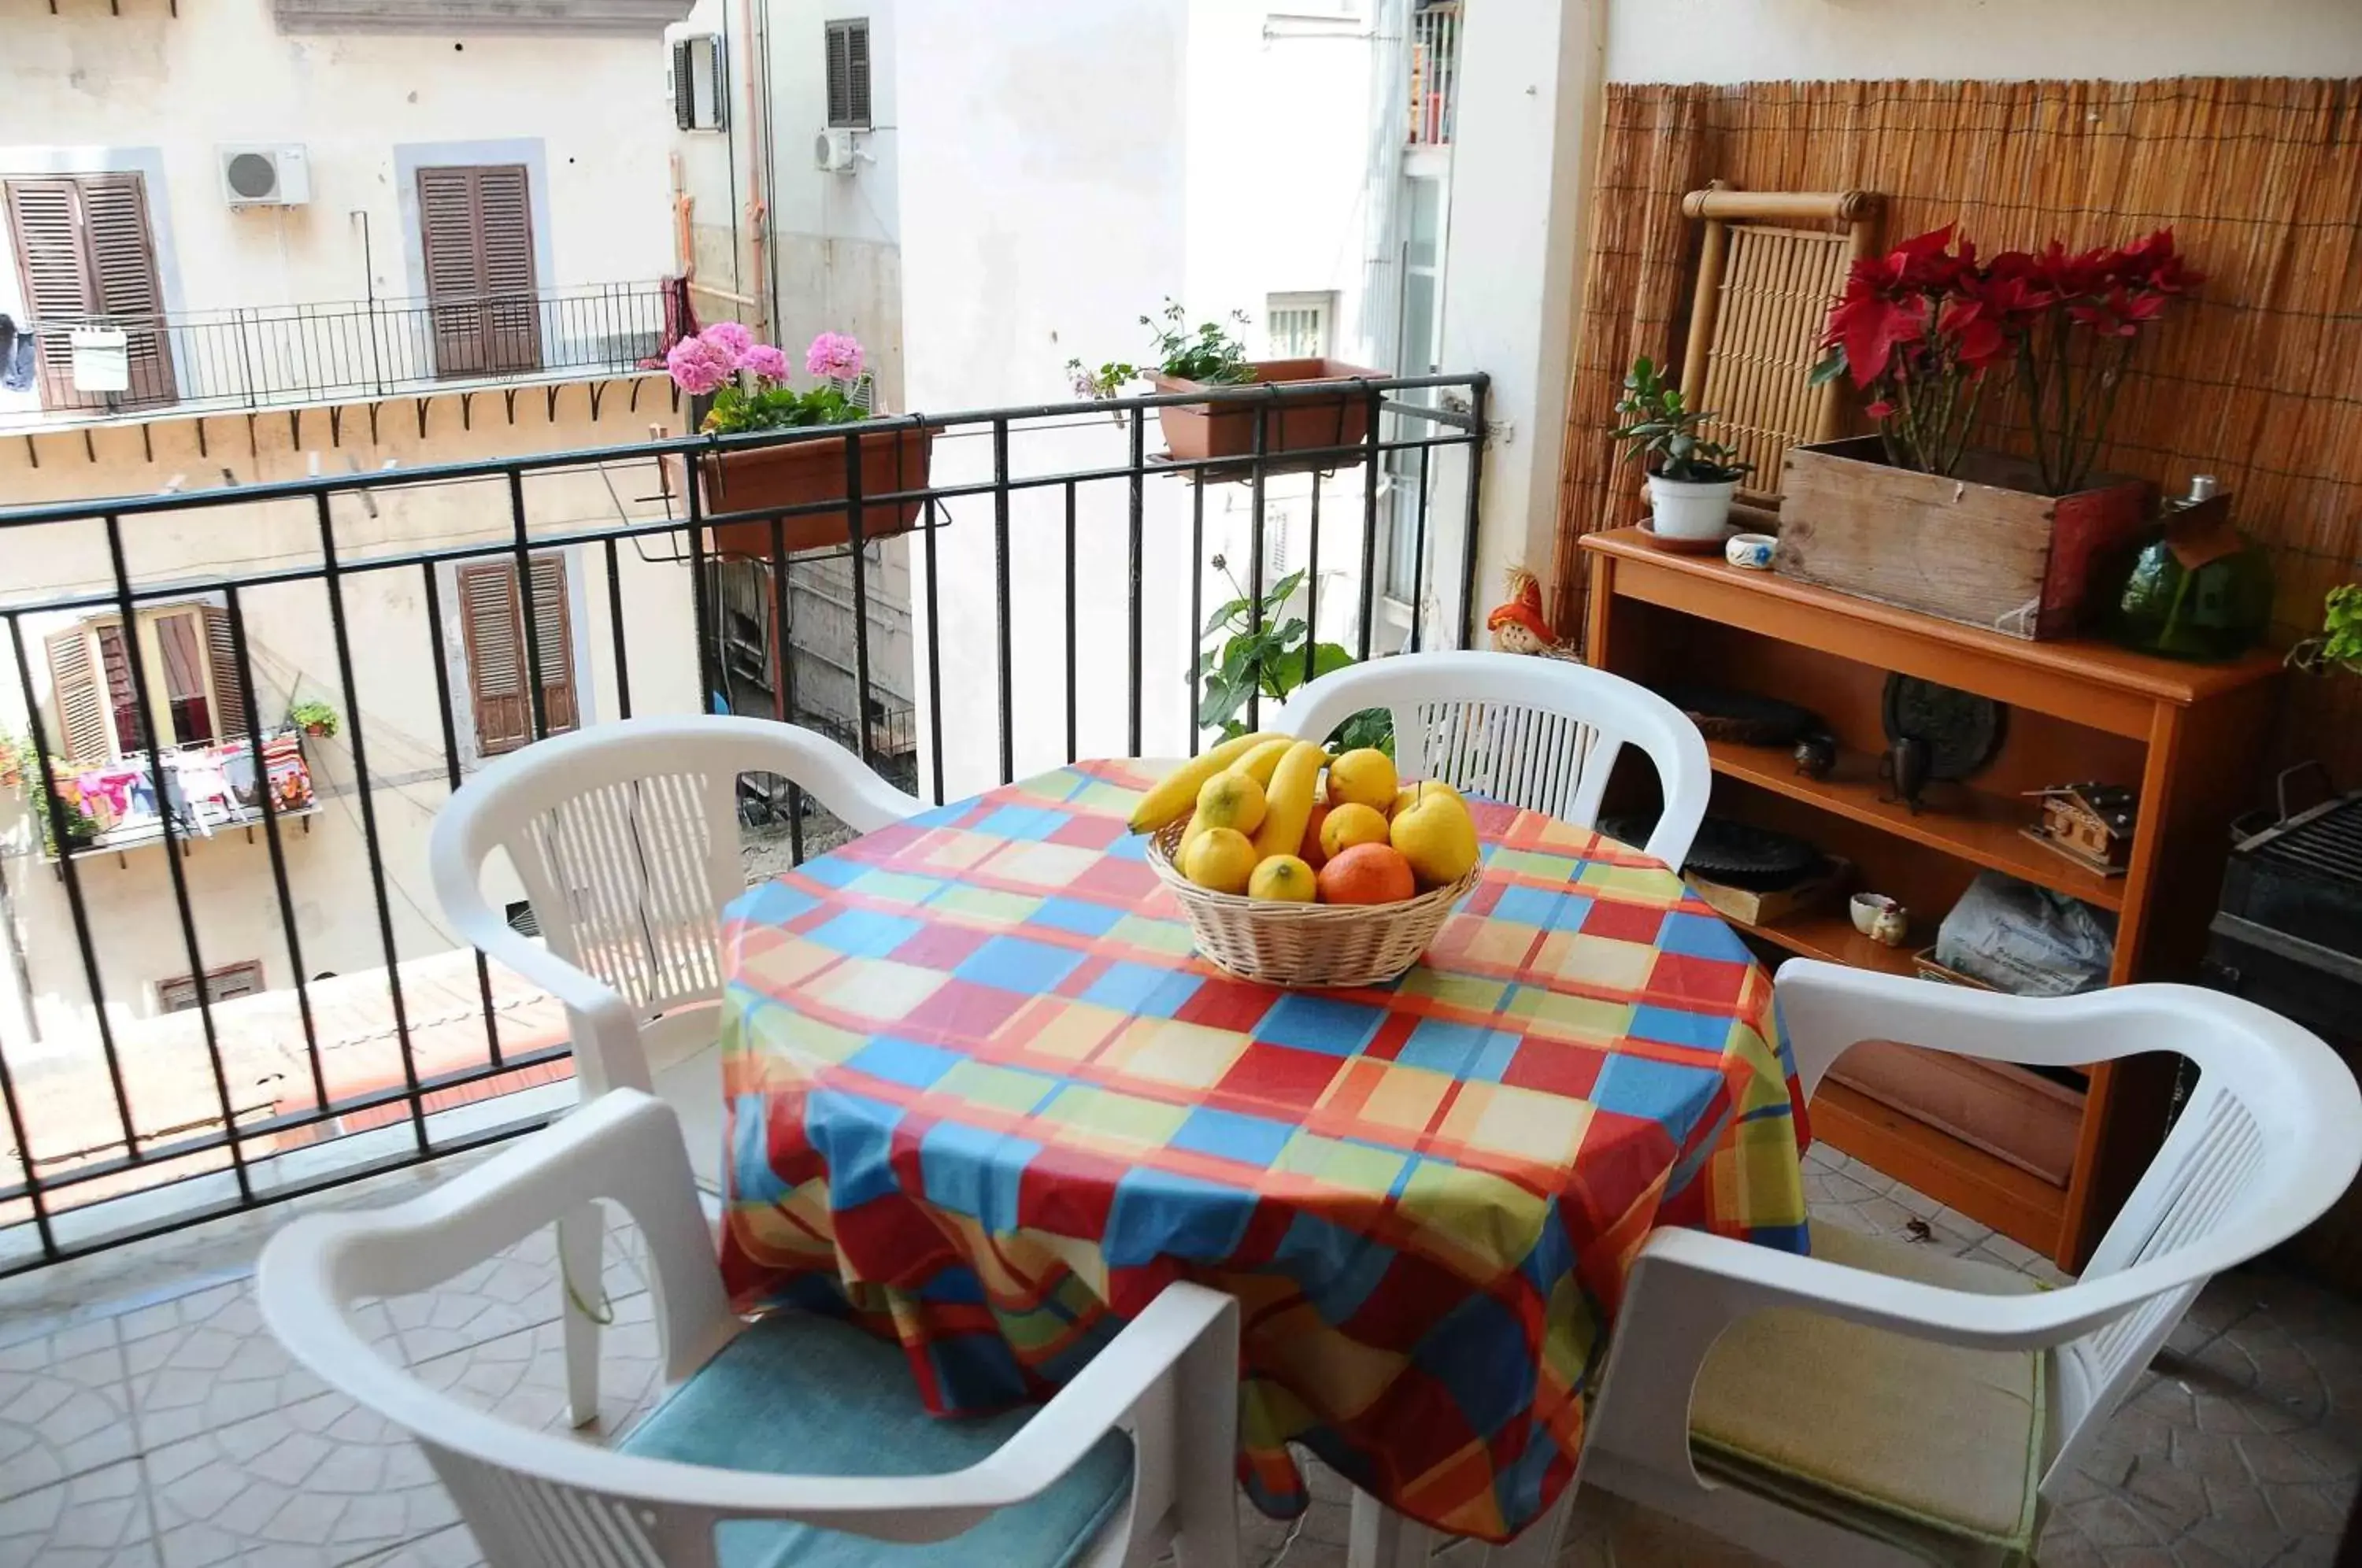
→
(717, 758, 1809, 1542)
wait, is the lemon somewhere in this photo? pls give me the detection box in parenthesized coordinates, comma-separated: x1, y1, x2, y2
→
(1327, 748, 1398, 812)
(1195, 771, 1267, 836)
(1247, 854, 1317, 902)
(1319, 802, 1391, 861)
(1390, 788, 1480, 885)
(1182, 827, 1259, 894)
(1390, 778, 1464, 819)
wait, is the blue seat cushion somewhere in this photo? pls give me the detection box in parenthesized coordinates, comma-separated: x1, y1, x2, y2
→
(619, 1309, 1134, 1568)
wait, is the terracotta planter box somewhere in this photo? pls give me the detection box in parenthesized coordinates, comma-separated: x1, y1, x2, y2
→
(1774, 436, 2151, 641)
(666, 426, 934, 558)
(1149, 357, 1385, 463)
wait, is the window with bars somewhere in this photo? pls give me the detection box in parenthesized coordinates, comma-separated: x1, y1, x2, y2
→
(159, 960, 264, 1014)
(455, 556, 579, 757)
(824, 19, 873, 129)
(3, 172, 176, 408)
(416, 164, 541, 378)
(1265, 292, 1335, 359)
(43, 604, 250, 764)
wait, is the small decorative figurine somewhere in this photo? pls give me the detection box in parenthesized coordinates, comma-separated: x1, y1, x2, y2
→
(1850, 893, 1910, 948)
(1724, 532, 1777, 570)
(1485, 567, 1582, 660)
(1879, 735, 1931, 813)
(1792, 732, 1838, 779)
(2023, 782, 2137, 875)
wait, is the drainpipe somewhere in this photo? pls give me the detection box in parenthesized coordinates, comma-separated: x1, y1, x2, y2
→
(739, 0, 771, 338)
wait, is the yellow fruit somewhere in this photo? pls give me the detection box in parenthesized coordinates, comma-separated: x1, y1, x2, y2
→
(1247, 854, 1317, 902)
(1327, 748, 1398, 812)
(1390, 779, 1464, 819)
(1230, 738, 1294, 788)
(1182, 827, 1259, 894)
(1179, 808, 1210, 858)
(1195, 771, 1266, 836)
(1390, 787, 1480, 886)
(1128, 731, 1288, 832)
(1252, 741, 1329, 860)
(1320, 802, 1391, 861)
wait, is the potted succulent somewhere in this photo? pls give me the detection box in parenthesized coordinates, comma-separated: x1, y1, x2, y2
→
(1612, 356, 1752, 541)
(287, 699, 339, 739)
(2290, 584, 2362, 678)
(1068, 300, 1384, 463)
(1783, 226, 2203, 638)
(662, 326, 932, 558)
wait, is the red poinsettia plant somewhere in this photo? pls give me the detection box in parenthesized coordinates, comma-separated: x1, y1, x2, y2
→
(1811, 225, 2203, 494)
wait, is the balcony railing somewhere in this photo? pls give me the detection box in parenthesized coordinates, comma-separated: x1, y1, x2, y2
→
(1409, 0, 1461, 148)
(5, 279, 676, 426)
(0, 371, 1487, 1270)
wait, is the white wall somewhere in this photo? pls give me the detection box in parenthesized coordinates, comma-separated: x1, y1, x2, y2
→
(0, 0, 677, 324)
(1605, 0, 2362, 83)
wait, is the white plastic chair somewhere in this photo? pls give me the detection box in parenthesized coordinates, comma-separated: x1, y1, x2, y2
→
(428, 713, 922, 1121)
(430, 715, 921, 1428)
(259, 1089, 1243, 1568)
(1275, 649, 1711, 868)
(1575, 961, 2362, 1566)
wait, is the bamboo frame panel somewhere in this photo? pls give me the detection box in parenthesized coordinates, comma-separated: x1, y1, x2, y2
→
(1552, 77, 2362, 782)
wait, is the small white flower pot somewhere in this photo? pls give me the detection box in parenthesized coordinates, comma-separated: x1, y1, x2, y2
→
(1646, 473, 1740, 541)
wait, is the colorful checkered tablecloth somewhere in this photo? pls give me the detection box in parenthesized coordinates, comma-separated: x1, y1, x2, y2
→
(717, 758, 1809, 1543)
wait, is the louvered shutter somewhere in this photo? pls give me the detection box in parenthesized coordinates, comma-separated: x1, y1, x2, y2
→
(79, 175, 174, 405)
(824, 20, 870, 128)
(6, 179, 93, 408)
(204, 605, 249, 741)
(92, 623, 147, 755)
(527, 557, 579, 736)
(672, 38, 696, 130)
(43, 627, 111, 764)
(420, 166, 541, 379)
(458, 562, 532, 755)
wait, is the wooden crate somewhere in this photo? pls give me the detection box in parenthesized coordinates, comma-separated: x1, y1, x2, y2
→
(1827, 1041, 2086, 1188)
(1774, 437, 2151, 641)
(1686, 856, 1850, 926)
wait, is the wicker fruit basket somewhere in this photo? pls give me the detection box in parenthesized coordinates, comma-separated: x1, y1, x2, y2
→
(1146, 820, 1483, 987)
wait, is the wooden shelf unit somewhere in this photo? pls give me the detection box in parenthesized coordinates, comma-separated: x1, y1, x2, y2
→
(1579, 527, 2282, 1269)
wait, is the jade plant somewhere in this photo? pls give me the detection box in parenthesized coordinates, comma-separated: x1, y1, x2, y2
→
(2290, 584, 2362, 678)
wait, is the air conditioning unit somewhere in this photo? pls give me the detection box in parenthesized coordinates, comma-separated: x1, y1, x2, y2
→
(217, 145, 311, 207)
(813, 128, 860, 176)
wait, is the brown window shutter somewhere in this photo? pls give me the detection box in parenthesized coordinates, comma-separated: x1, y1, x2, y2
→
(203, 605, 249, 741)
(419, 165, 539, 379)
(91, 623, 147, 756)
(6, 178, 94, 407)
(526, 556, 579, 737)
(457, 561, 533, 756)
(77, 174, 175, 405)
(43, 626, 111, 764)
(842, 21, 872, 127)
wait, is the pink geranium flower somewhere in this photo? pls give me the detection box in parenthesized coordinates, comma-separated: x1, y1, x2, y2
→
(702, 321, 753, 364)
(739, 342, 790, 383)
(806, 331, 864, 381)
(665, 333, 736, 397)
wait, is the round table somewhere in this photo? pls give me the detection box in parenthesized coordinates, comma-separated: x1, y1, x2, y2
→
(716, 758, 1809, 1544)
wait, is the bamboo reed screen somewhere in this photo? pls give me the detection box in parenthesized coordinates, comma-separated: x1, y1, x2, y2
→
(1552, 77, 2362, 782)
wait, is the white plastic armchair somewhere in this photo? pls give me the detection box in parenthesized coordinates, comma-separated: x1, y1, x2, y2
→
(1579, 961, 2362, 1566)
(259, 1090, 1243, 1568)
(1274, 650, 1710, 867)
(428, 715, 923, 1104)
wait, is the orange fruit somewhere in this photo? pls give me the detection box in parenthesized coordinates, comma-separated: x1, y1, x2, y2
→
(1298, 803, 1331, 870)
(1316, 842, 1416, 905)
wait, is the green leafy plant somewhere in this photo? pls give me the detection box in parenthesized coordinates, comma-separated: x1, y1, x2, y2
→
(1195, 557, 1392, 753)
(1612, 356, 1750, 483)
(2290, 584, 2362, 678)
(287, 699, 339, 738)
(702, 382, 869, 436)
(37, 799, 101, 858)
(1068, 300, 1255, 400)
(0, 730, 31, 785)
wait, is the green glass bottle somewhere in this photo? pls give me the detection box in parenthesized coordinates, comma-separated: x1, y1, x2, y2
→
(2106, 478, 2275, 661)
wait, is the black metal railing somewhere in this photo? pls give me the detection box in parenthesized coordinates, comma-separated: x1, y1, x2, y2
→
(0, 371, 1486, 1270)
(9, 280, 674, 420)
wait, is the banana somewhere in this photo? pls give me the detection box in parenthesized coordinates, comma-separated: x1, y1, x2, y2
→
(1127, 731, 1287, 833)
(1229, 737, 1294, 788)
(1252, 740, 1329, 860)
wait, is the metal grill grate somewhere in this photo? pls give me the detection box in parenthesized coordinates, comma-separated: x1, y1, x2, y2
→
(2253, 797, 2362, 884)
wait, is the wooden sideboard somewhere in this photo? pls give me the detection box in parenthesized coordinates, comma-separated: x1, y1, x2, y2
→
(1578, 527, 2283, 1268)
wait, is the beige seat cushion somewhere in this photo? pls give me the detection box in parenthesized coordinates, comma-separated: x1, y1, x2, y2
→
(1687, 1222, 2048, 1561)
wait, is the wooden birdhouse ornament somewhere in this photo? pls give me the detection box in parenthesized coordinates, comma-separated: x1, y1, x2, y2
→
(2024, 782, 2137, 875)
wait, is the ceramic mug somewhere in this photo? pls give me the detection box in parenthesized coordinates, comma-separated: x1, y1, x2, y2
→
(1724, 532, 1777, 571)
(1849, 892, 1910, 948)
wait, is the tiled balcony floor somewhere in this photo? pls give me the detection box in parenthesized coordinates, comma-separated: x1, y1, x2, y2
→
(0, 1141, 2354, 1567)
